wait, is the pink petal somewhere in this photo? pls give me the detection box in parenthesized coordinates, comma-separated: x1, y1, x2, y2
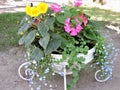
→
(76, 24, 83, 33)
(64, 26, 71, 33)
(70, 28, 78, 36)
(65, 18, 70, 26)
(50, 4, 61, 13)
(74, 0, 82, 7)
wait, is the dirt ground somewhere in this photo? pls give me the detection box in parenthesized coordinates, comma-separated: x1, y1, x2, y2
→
(0, 28, 120, 90)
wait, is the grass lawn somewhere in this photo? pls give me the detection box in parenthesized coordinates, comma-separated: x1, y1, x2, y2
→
(0, 7, 120, 51)
(82, 7, 120, 23)
(0, 12, 25, 51)
(80, 6, 120, 29)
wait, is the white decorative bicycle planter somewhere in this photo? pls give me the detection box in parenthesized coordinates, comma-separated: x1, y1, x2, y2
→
(51, 47, 96, 75)
(18, 47, 112, 90)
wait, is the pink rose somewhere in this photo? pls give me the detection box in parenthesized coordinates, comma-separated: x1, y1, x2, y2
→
(50, 4, 61, 13)
(74, 0, 82, 7)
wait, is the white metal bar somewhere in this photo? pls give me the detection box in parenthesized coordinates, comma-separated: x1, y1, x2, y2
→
(63, 65, 67, 90)
(18, 61, 35, 81)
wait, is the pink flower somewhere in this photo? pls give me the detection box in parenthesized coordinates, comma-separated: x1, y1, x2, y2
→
(74, 0, 82, 7)
(50, 4, 61, 13)
(70, 28, 78, 36)
(65, 18, 70, 26)
(64, 17, 83, 36)
(76, 23, 83, 33)
(64, 26, 71, 33)
(79, 14, 88, 26)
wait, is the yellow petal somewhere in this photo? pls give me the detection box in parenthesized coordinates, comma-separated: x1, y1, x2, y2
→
(25, 5, 39, 17)
(25, 5, 31, 15)
(37, 2, 48, 14)
(30, 7, 39, 17)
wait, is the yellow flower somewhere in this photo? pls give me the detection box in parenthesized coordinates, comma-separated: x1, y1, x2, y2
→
(25, 5, 31, 15)
(30, 7, 40, 17)
(25, 5, 39, 17)
(37, 2, 48, 14)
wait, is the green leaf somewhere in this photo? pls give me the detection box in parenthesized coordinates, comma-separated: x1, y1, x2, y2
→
(19, 16, 28, 26)
(83, 29, 97, 40)
(44, 17, 55, 30)
(81, 63, 86, 69)
(56, 12, 70, 24)
(39, 33, 50, 50)
(72, 68, 79, 86)
(56, 10, 72, 24)
(77, 56, 85, 63)
(64, 9, 72, 17)
(45, 34, 61, 55)
(18, 33, 27, 45)
(72, 77, 79, 86)
(31, 47, 44, 60)
(46, 8, 54, 14)
(18, 23, 30, 34)
(24, 30, 36, 46)
(38, 23, 49, 37)
(56, 14, 66, 24)
(70, 8, 78, 17)
(72, 68, 79, 77)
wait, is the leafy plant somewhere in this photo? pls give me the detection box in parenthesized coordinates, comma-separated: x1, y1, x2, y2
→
(18, 0, 109, 90)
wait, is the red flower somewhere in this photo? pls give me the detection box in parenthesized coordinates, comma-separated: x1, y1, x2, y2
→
(34, 18, 40, 25)
(79, 14, 88, 26)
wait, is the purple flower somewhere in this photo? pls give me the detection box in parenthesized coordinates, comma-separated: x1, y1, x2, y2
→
(50, 4, 61, 13)
(74, 0, 82, 7)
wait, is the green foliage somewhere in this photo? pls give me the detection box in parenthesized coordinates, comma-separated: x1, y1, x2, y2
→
(44, 16, 55, 30)
(25, 30, 36, 46)
(19, 30, 36, 46)
(44, 34, 61, 55)
(0, 5, 119, 51)
(31, 47, 44, 60)
(39, 33, 50, 50)
(94, 36, 106, 67)
(18, 23, 30, 34)
(38, 22, 49, 37)
(29, 54, 53, 76)
(17, 2, 116, 90)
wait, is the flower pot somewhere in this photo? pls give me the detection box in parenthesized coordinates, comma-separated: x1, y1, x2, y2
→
(51, 47, 95, 75)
